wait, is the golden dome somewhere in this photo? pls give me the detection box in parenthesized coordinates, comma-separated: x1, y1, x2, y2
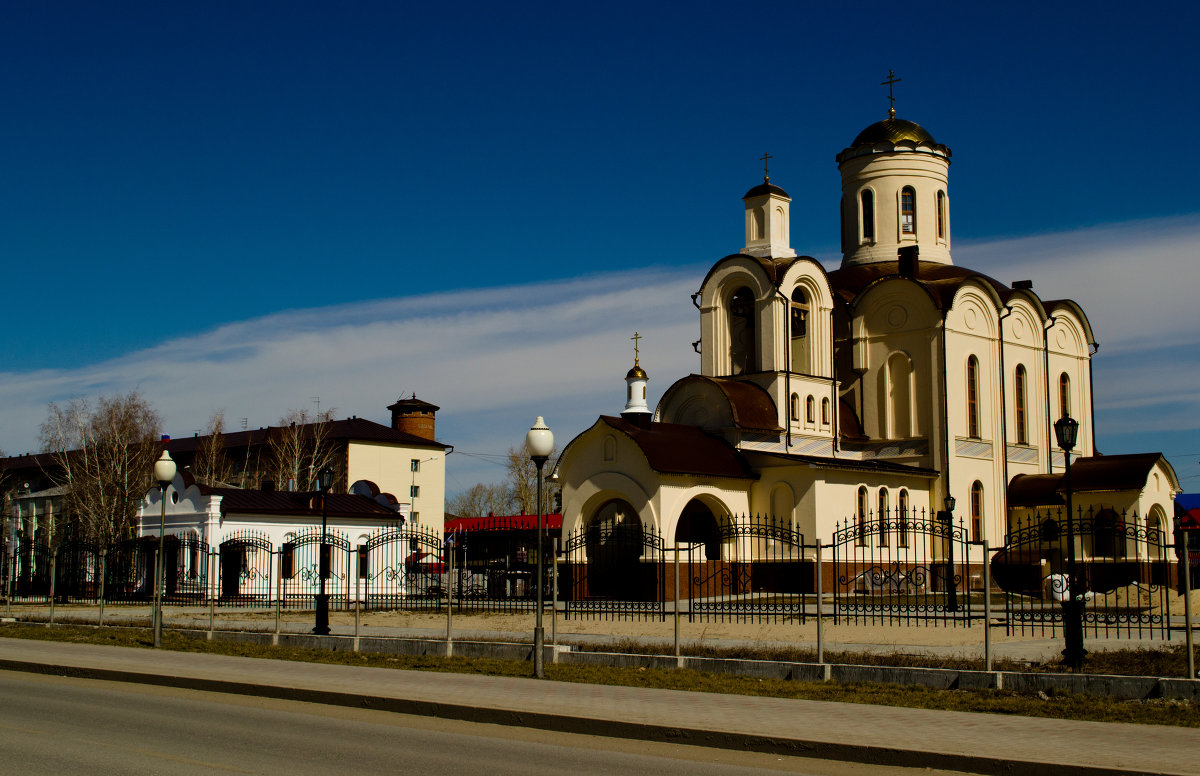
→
(850, 118, 936, 149)
(626, 364, 648, 380)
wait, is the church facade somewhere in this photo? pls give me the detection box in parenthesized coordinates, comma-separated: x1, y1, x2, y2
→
(558, 109, 1179, 557)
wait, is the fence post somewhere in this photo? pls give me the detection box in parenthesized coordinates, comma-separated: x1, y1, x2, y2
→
(445, 536, 453, 658)
(983, 539, 992, 672)
(5, 544, 12, 618)
(551, 538, 558, 656)
(48, 552, 57, 624)
(815, 538, 824, 665)
(208, 549, 216, 640)
(274, 550, 282, 646)
(97, 548, 106, 626)
(674, 542, 681, 666)
(1177, 527, 1195, 679)
(354, 566, 361, 652)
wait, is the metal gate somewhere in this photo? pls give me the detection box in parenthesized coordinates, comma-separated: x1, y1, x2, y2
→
(281, 529, 350, 610)
(217, 532, 271, 604)
(994, 507, 1173, 639)
(563, 518, 665, 620)
(830, 507, 974, 625)
(360, 526, 445, 611)
(688, 514, 809, 623)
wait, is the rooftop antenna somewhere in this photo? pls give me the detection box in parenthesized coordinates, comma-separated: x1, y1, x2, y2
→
(882, 69, 901, 119)
(240, 418, 248, 431)
(312, 396, 321, 417)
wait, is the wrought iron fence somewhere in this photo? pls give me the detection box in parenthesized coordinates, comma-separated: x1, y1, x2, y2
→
(994, 507, 1173, 640)
(562, 515, 665, 620)
(830, 507, 975, 626)
(687, 514, 810, 623)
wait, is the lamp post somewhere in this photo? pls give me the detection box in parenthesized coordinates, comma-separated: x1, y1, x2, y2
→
(152, 450, 177, 648)
(312, 465, 336, 636)
(525, 417, 554, 679)
(942, 494, 958, 612)
(1055, 414, 1087, 670)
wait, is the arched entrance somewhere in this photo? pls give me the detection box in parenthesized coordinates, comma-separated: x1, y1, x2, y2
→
(565, 498, 662, 604)
(675, 499, 722, 561)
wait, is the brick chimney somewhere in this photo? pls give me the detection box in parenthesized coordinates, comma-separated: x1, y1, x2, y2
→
(387, 394, 440, 440)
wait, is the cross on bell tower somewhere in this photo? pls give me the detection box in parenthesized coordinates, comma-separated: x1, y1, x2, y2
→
(881, 69, 902, 119)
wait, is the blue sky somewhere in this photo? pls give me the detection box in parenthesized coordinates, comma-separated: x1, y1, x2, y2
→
(2, 2, 1198, 493)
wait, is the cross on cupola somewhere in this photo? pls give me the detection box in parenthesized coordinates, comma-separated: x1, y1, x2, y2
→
(622, 332, 651, 420)
(631, 331, 642, 365)
(760, 152, 773, 183)
(881, 69, 902, 119)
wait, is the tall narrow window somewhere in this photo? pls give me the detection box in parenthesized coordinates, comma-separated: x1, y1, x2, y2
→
(856, 486, 868, 546)
(877, 488, 889, 546)
(897, 490, 909, 548)
(805, 395, 815, 423)
(936, 190, 946, 239)
(861, 190, 875, 241)
(821, 397, 830, 425)
(789, 393, 799, 422)
(887, 353, 912, 438)
(729, 287, 756, 375)
(966, 355, 980, 439)
(789, 288, 810, 373)
(1059, 372, 1071, 419)
(410, 459, 420, 472)
(1014, 364, 1028, 445)
(970, 481, 984, 541)
(901, 187, 916, 235)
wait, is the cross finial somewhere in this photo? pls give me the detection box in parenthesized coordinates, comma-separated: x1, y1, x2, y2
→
(881, 69, 901, 119)
(631, 331, 642, 365)
(760, 152, 773, 183)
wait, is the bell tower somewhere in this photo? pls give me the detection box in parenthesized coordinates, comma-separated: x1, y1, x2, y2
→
(742, 153, 796, 259)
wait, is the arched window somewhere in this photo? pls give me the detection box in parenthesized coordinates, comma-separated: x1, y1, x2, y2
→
(897, 489, 909, 548)
(789, 393, 800, 422)
(861, 190, 875, 241)
(901, 187, 916, 235)
(1059, 372, 1071, 419)
(856, 486, 868, 546)
(1014, 364, 1028, 445)
(877, 488, 889, 546)
(966, 355, 980, 439)
(821, 397, 830, 426)
(805, 395, 815, 423)
(729, 286, 756, 375)
(970, 481, 984, 541)
(887, 353, 912, 438)
(1092, 508, 1125, 559)
(789, 288, 810, 373)
(936, 190, 946, 239)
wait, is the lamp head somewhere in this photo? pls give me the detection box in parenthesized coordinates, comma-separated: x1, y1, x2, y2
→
(525, 416, 554, 460)
(944, 494, 956, 513)
(153, 450, 177, 488)
(1054, 415, 1079, 452)
(317, 465, 335, 493)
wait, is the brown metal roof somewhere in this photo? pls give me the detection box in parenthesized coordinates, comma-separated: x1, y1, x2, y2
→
(1007, 473, 1066, 507)
(599, 416, 756, 480)
(197, 485, 399, 519)
(1008, 454, 1170, 504)
(664, 375, 781, 432)
(827, 260, 1012, 311)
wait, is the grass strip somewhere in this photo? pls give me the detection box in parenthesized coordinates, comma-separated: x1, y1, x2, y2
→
(2, 622, 1196, 728)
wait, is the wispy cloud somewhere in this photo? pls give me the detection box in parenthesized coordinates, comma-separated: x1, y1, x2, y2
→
(3, 216, 1198, 489)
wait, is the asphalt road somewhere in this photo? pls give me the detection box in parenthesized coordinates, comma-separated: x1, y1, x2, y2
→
(0, 671, 972, 776)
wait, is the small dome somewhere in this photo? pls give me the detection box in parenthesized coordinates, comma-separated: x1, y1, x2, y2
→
(626, 364, 648, 380)
(850, 118, 936, 149)
(742, 181, 790, 200)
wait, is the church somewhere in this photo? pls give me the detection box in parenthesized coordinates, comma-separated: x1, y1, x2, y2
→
(557, 99, 1180, 557)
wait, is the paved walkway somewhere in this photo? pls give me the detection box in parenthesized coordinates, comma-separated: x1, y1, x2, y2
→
(0, 636, 1196, 775)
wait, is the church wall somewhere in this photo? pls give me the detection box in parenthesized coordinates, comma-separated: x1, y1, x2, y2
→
(559, 424, 660, 538)
(1045, 309, 1094, 465)
(698, 259, 774, 377)
(1001, 300, 1049, 477)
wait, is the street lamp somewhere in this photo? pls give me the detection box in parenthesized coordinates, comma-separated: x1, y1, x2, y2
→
(1054, 414, 1087, 670)
(152, 450, 177, 648)
(312, 465, 336, 636)
(525, 417, 554, 679)
(942, 494, 958, 612)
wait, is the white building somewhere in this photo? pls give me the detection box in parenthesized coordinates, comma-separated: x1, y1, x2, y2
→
(559, 107, 1179, 555)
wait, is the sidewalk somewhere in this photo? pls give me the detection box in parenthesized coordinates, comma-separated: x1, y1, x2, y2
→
(0, 636, 1197, 775)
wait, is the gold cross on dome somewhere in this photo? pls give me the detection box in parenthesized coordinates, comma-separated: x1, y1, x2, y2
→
(631, 331, 642, 365)
(881, 70, 901, 118)
(760, 152, 773, 182)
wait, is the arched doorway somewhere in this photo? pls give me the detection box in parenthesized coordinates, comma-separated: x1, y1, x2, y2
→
(675, 499, 721, 561)
(578, 499, 654, 601)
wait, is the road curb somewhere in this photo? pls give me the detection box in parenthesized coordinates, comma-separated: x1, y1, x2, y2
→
(0, 656, 1181, 776)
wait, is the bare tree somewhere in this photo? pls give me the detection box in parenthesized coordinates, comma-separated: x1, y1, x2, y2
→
(447, 482, 513, 517)
(39, 392, 162, 544)
(266, 407, 338, 491)
(194, 410, 235, 486)
(505, 445, 559, 515)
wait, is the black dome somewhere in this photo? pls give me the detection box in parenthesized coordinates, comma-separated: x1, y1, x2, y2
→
(742, 181, 790, 199)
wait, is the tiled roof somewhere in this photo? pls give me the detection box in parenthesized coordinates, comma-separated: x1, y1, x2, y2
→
(599, 416, 756, 480)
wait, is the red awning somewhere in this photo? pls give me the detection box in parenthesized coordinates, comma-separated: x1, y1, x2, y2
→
(444, 514, 563, 533)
